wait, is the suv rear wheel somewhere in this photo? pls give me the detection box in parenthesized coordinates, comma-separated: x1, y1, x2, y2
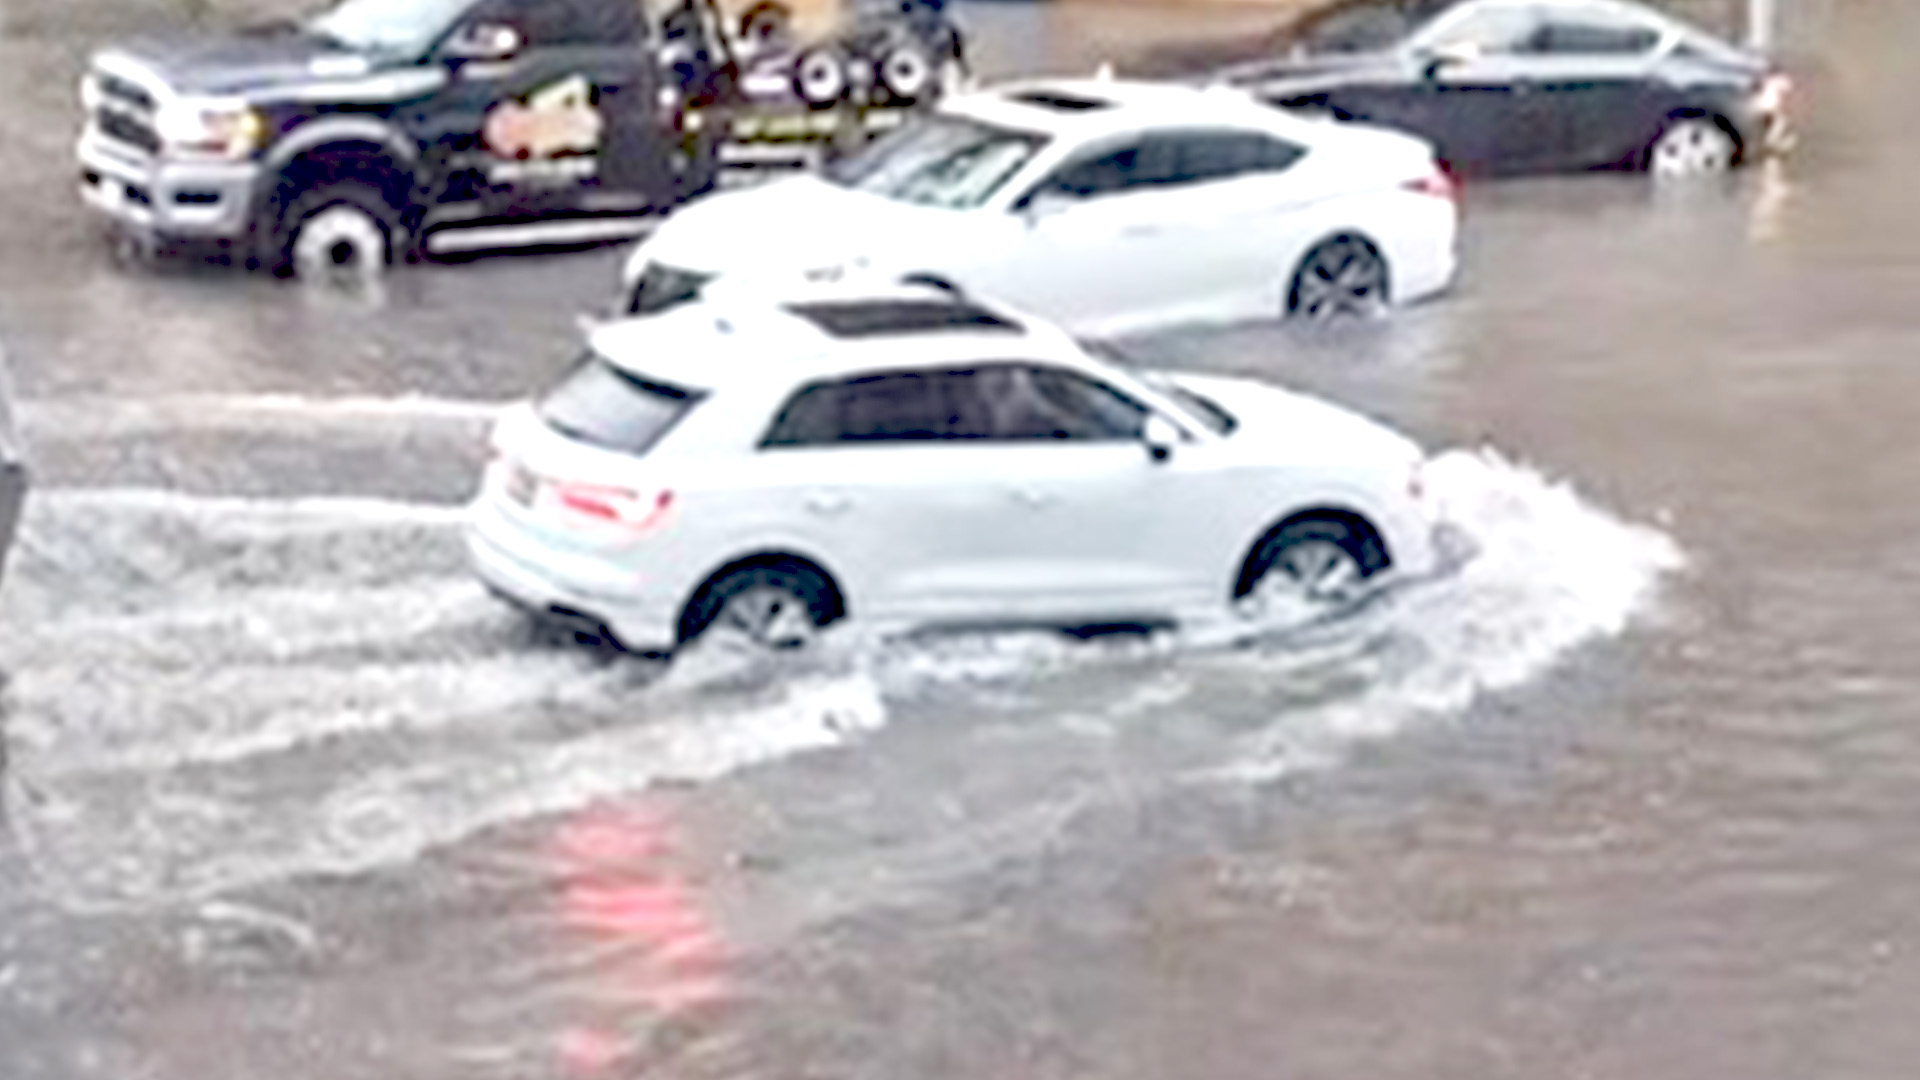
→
(680, 560, 840, 650)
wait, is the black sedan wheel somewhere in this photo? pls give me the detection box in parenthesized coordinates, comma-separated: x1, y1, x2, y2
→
(1646, 117, 1738, 179)
(1288, 236, 1389, 320)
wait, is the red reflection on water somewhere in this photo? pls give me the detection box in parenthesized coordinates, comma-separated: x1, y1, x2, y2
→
(547, 799, 733, 1076)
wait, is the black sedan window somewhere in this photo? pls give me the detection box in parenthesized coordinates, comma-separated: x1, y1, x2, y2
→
(1416, 5, 1542, 55)
(1533, 14, 1662, 55)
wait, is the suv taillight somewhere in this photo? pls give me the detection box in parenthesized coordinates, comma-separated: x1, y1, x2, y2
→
(540, 478, 676, 533)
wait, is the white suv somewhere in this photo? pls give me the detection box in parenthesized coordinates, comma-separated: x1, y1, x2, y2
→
(466, 281, 1445, 653)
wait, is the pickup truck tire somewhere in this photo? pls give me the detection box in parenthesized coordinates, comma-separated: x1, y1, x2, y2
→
(278, 182, 399, 280)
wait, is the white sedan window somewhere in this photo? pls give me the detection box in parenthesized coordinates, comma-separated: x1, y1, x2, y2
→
(823, 116, 1049, 210)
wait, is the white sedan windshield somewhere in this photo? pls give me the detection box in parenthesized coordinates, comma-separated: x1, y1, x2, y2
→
(308, 0, 476, 56)
(824, 115, 1049, 210)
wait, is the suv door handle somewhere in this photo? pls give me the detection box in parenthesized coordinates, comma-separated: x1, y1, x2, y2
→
(1011, 487, 1058, 508)
(805, 492, 851, 516)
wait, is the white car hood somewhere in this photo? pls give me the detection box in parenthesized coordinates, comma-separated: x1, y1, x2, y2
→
(632, 176, 931, 279)
(1162, 372, 1424, 466)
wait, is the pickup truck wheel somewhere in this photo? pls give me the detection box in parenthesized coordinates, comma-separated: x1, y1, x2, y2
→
(278, 182, 399, 281)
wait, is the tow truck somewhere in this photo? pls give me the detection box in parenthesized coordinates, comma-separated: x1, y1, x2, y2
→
(75, 0, 963, 275)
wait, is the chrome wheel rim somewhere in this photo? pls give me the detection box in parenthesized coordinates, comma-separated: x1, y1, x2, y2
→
(719, 585, 819, 649)
(294, 206, 385, 279)
(1651, 121, 1735, 179)
(1295, 241, 1387, 320)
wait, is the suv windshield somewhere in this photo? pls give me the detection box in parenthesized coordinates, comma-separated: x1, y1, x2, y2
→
(1139, 372, 1237, 436)
(307, 0, 477, 56)
(539, 353, 702, 456)
(823, 115, 1049, 210)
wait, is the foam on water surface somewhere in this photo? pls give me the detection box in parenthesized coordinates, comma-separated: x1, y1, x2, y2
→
(0, 449, 1681, 909)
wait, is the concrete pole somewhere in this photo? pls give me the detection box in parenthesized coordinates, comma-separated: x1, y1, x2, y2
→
(1748, 0, 1776, 50)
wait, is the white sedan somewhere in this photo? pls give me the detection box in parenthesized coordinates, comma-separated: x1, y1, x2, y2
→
(620, 78, 1459, 339)
(468, 279, 1450, 654)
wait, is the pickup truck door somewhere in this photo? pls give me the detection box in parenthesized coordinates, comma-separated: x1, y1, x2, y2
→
(421, 0, 676, 215)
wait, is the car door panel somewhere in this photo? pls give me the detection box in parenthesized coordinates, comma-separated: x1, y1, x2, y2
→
(414, 1, 672, 218)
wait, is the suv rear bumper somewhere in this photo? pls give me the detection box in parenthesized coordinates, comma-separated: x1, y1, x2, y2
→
(76, 132, 260, 242)
(466, 501, 682, 654)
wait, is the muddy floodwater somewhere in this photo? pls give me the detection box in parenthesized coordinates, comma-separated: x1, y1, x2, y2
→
(7, 1, 1920, 1078)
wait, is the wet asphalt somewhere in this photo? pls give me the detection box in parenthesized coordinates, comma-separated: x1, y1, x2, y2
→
(10, 0, 1920, 1077)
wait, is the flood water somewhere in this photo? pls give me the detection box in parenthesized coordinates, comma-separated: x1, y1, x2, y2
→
(6, 0, 1920, 1077)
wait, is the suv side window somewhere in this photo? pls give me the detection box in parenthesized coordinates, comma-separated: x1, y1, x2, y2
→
(1418, 4, 1543, 55)
(762, 370, 997, 445)
(985, 365, 1148, 440)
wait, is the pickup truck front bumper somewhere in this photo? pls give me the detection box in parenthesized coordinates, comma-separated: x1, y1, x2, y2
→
(76, 131, 261, 244)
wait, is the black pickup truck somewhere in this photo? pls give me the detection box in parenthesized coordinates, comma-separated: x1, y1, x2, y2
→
(76, 0, 961, 275)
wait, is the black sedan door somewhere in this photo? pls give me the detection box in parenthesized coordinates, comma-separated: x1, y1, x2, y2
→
(1520, 4, 1673, 169)
(1319, 1, 1550, 174)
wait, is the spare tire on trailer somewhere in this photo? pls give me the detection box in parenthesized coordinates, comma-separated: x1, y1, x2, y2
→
(738, 0, 792, 45)
(793, 45, 849, 108)
(876, 37, 935, 104)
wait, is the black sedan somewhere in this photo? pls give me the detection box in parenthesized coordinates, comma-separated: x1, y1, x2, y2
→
(1211, 0, 1792, 177)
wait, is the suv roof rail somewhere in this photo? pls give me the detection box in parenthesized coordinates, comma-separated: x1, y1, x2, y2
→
(897, 272, 966, 297)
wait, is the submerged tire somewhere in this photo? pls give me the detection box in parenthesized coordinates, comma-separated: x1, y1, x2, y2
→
(1646, 116, 1738, 178)
(277, 182, 398, 281)
(1235, 516, 1386, 615)
(679, 560, 840, 650)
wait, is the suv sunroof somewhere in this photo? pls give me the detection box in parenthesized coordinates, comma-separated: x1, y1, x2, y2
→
(1006, 90, 1113, 112)
(784, 300, 1023, 338)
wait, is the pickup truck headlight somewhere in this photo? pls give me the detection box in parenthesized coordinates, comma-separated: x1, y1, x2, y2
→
(155, 96, 265, 161)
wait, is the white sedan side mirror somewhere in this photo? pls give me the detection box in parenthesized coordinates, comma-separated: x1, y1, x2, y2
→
(1021, 191, 1076, 226)
(1142, 413, 1182, 462)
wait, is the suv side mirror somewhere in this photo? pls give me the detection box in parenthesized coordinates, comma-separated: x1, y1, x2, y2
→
(1142, 413, 1182, 462)
(443, 22, 523, 62)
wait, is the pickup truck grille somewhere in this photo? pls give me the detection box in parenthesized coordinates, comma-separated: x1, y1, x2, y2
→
(97, 71, 157, 112)
(94, 106, 162, 155)
(84, 64, 165, 158)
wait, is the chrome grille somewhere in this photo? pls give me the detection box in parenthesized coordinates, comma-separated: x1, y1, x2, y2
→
(97, 71, 156, 112)
(94, 106, 161, 155)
